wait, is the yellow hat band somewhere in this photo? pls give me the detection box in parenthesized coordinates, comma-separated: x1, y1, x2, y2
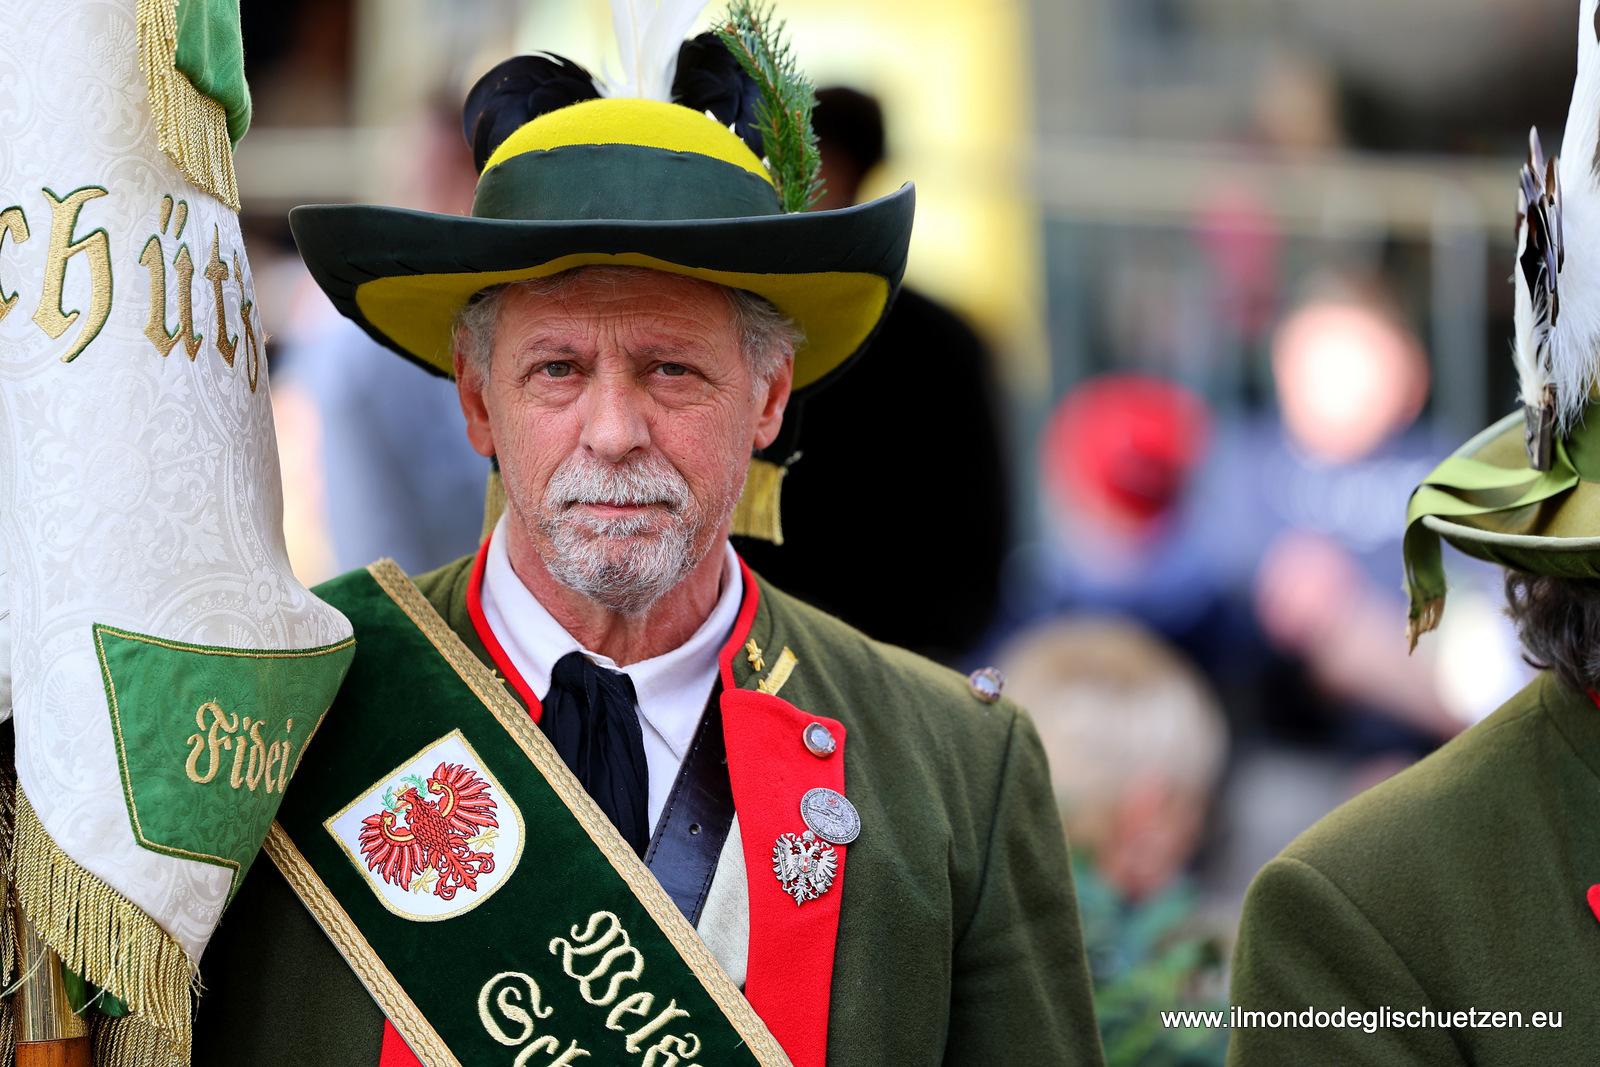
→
(481, 98, 773, 186)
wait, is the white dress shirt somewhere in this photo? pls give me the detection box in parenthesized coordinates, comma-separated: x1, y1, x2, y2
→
(478, 514, 743, 832)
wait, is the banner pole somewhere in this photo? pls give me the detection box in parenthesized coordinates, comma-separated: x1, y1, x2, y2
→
(13, 899, 90, 1067)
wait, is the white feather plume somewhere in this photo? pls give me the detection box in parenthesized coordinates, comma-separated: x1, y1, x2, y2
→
(597, 0, 712, 102)
(1518, 0, 1600, 431)
(1514, 130, 1561, 413)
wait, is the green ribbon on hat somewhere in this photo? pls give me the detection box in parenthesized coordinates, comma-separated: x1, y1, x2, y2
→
(1403, 433, 1579, 650)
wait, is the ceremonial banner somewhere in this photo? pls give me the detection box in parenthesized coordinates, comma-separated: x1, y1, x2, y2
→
(270, 563, 788, 1067)
(0, 2, 355, 1063)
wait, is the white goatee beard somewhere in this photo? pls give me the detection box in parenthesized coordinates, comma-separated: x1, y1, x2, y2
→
(533, 453, 710, 615)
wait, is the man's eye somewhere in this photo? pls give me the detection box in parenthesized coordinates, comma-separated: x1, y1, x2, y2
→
(657, 363, 689, 378)
(541, 361, 573, 378)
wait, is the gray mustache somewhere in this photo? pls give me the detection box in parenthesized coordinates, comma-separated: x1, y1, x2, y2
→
(545, 457, 691, 511)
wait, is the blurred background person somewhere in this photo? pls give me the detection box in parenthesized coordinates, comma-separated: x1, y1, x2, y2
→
(736, 86, 1012, 667)
(274, 97, 491, 580)
(999, 617, 1230, 1067)
(1212, 276, 1489, 749)
(1013, 374, 1233, 671)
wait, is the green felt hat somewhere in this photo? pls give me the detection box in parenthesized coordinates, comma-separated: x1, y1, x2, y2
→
(288, 98, 914, 394)
(1403, 408, 1600, 647)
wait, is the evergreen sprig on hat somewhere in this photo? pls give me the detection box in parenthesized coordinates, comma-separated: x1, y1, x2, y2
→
(715, 0, 825, 212)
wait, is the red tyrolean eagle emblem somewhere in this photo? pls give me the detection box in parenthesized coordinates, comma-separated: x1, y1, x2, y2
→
(357, 761, 499, 900)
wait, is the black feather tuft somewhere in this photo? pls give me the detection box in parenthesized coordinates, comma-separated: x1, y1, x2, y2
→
(1519, 127, 1564, 335)
(462, 53, 601, 173)
(672, 32, 764, 156)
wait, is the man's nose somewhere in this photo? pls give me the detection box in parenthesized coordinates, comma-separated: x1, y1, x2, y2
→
(578, 371, 650, 462)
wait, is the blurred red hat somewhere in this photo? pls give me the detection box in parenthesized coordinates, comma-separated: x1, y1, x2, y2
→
(1043, 375, 1212, 532)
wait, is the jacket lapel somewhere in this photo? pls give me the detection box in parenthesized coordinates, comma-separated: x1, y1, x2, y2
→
(719, 559, 847, 1067)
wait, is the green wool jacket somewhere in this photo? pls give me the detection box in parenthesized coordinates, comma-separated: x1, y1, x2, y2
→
(1228, 672, 1600, 1066)
(195, 555, 1104, 1066)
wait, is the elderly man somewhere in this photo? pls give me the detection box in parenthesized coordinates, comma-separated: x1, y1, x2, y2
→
(195, 15, 1100, 1067)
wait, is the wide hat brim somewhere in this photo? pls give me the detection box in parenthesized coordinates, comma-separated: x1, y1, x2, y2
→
(1420, 411, 1600, 577)
(288, 183, 915, 392)
(1404, 407, 1600, 646)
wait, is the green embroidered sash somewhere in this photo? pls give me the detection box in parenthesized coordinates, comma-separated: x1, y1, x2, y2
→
(265, 562, 789, 1067)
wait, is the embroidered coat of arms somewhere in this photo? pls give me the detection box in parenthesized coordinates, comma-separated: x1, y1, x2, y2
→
(326, 730, 523, 920)
(359, 761, 498, 901)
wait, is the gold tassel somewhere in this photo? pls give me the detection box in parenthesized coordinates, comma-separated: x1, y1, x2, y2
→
(731, 459, 787, 545)
(482, 468, 507, 542)
(137, 0, 241, 211)
(12, 791, 194, 1065)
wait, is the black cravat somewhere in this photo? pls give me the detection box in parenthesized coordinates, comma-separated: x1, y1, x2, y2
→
(540, 651, 651, 856)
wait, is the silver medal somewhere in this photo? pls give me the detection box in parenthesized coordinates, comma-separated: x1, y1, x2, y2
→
(799, 786, 861, 845)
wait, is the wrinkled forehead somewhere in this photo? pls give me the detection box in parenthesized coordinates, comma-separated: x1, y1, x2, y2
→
(490, 266, 740, 345)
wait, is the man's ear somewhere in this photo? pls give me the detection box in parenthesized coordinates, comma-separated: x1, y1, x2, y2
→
(455, 346, 497, 459)
(752, 355, 794, 451)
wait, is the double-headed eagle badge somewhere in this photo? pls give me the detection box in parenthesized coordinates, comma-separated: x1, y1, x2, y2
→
(772, 829, 838, 905)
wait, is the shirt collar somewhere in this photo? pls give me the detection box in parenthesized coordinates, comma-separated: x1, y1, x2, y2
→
(478, 514, 744, 759)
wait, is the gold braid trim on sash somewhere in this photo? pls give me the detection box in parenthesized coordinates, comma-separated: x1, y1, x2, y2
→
(263, 823, 461, 1067)
(136, 0, 241, 211)
(12, 790, 194, 1066)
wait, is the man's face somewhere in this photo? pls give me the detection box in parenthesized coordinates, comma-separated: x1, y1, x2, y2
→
(456, 269, 791, 614)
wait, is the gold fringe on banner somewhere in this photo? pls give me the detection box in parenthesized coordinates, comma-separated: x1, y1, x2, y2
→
(731, 458, 788, 545)
(0, 998, 15, 1066)
(0, 741, 14, 1067)
(0, 736, 19, 990)
(93, 1010, 181, 1067)
(13, 791, 194, 1066)
(136, 0, 241, 211)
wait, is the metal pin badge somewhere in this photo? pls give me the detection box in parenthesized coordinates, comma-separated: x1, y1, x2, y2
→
(968, 666, 1005, 704)
(803, 722, 836, 757)
(799, 786, 860, 845)
(773, 830, 837, 905)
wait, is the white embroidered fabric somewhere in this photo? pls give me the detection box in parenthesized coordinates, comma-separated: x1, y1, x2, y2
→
(0, 1, 353, 963)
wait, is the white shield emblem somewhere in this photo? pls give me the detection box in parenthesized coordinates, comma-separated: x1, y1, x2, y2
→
(326, 729, 524, 921)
